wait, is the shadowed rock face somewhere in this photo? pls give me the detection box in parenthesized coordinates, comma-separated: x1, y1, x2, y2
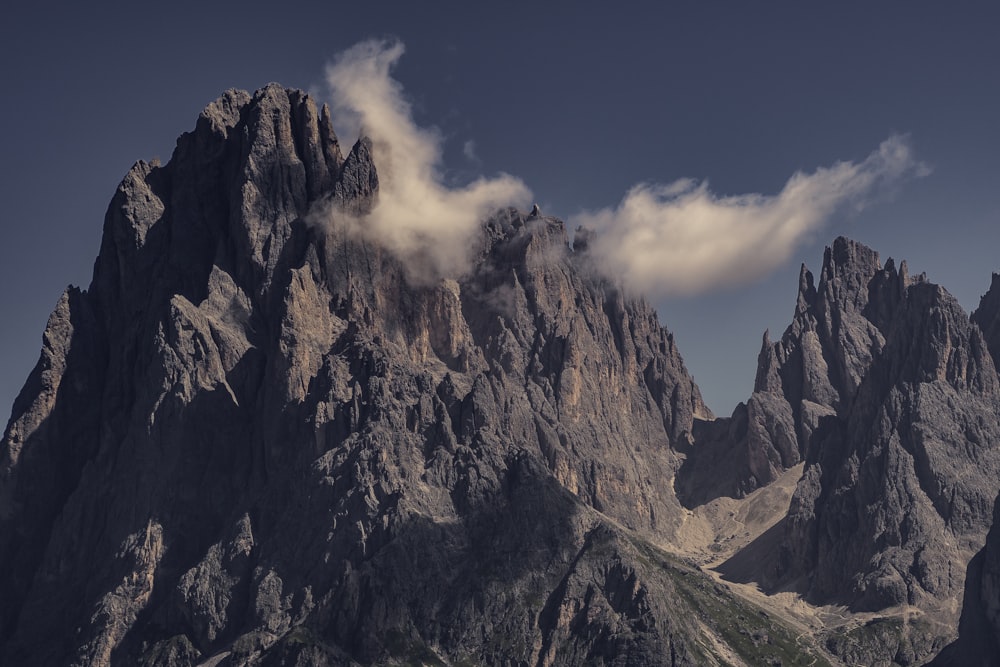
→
(936, 276, 1000, 664)
(0, 86, 732, 666)
(680, 239, 899, 505)
(6, 83, 1000, 667)
(683, 237, 1000, 664)
(975, 279, 1000, 657)
(781, 270, 1000, 608)
(755, 238, 1000, 663)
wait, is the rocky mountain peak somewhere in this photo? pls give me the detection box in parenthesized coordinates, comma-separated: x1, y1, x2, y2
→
(972, 272, 1000, 365)
(823, 235, 880, 280)
(685, 233, 1000, 657)
(682, 237, 896, 505)
(0, 86, 720, 666)
(198, 88, 251, 137)
(774, 252, 1000, 622)
(5, 83, 1000, 666)
(794, 262, 817, 315)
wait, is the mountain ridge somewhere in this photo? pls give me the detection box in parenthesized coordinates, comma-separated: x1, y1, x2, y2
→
(2, 84, 999, 666)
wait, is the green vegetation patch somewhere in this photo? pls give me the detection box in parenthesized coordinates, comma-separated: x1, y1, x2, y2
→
(629, 536, 832, 667)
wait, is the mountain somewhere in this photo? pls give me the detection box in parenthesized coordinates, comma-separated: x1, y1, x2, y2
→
(2, 84, 999, 666)
(0, 85, 805, 666)
(929, 276, 1000, 666)
(672, 234, 1000, 664)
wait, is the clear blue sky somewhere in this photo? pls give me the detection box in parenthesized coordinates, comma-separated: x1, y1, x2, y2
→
(2, 1, 999, 423)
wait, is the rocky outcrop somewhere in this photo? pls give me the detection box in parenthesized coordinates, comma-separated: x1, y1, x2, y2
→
(972, 273, 1000, 366)
(680, 239, 893, 505)
(776, 250, 1000, 613)
(8, 81, 998, 666)
(2, 85, 809, 667)
(681, 238, 1000, 664)
(973, 279, 1000, 661)
(934, 276, 1000, 665)
(699, 238, 1000, 664)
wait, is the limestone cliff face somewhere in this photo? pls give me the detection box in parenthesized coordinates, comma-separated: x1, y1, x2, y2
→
(935, 276, 1000, 665)
(0, 86, 737, 666)
(973, 278, 1000, 655)
(780, 268, 1000, 608)
(678, 240, 891, 504)
(9, 82, 1000, 667)
(678, 238, 1000, 665)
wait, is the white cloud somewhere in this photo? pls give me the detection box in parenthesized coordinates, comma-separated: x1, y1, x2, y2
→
(323, 39, 531, 281)
(319, 40, 926, 298)
(573, 136, 929, 297)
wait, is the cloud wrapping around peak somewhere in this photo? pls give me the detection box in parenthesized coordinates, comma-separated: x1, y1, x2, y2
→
(323, 39, 531, 280)
(321, 40, 926, 298)
(574, 136, 929, 298)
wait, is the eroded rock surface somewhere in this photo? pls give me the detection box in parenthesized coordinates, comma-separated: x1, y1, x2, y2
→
(697, 239, 1000, 665)
(776, 247, 1000, 615)
(0, 86, 780, 667)
(5, 83, 999, 667)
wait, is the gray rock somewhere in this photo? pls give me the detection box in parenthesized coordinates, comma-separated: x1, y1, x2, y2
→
(715, 239, 1000, 664)
(780, 274, 1000, 611)
(935, 276, 1000, 664)
(2, 86, 809, 667)
(681, 239, 895, 503)
(11, 82, 990, 667)
(680, 237, 1000, 665)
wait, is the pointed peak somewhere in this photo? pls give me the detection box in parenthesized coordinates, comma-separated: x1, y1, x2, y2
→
(796, 263, 817, 311)
(799, 264, 816, 294)
(333, 135, 378, 213)
(753, 329, 781, 393)
(827, 236, 881, 273)
(351, 135, 374, 153)
(252, 82, 290, 104)
(819, 237, 882, 297)
(198, 88, 251, 136)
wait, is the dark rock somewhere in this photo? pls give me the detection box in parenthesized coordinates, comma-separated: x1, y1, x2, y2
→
(938, 277, 1000, 664)
(972, 272, 1000, 366)
(780, 273, 1000, 613)
(706, 238, 1000, 667)
(691, 238, 1000, 664)
(682, 239, 895, 503)
(0, 86, 751, 667)
(6, 82, 990, 667)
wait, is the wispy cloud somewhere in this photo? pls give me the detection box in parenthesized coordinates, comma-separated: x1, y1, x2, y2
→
(323, 39, 531, 281)
(574, 136, 929, 297)
(463, 139, 480, 163)
(321, 40, 927, 297)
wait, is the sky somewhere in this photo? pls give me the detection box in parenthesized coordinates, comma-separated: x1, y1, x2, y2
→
(1, 1, 999, 425)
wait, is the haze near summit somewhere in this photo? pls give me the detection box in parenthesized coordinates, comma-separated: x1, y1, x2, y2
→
(319, 39, 927, 297)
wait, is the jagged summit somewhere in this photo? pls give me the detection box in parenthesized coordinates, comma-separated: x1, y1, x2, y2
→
(4, 85, 1000, 666)
(677, 234, 1000, 660)
(0, 86, 721, 666)
(973, 272, 1000, 366)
